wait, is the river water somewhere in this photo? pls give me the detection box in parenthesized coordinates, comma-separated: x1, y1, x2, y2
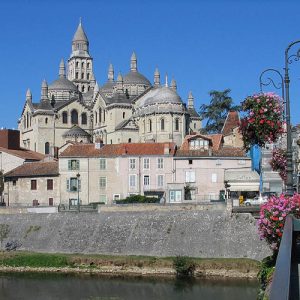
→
(0, 273, 259, 300)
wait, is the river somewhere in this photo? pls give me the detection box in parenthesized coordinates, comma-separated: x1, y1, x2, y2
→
(0, 273, 259, 300)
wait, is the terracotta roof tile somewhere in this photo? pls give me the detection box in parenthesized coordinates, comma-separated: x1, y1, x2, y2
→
(59, 142, 176, 158)
(180, 134, 223, 152)
(5, 161, 58, 178)
(0, 147, 45, 161)
(221, 111, 240, 136)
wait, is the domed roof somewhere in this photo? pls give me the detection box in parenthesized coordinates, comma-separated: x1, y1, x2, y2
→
(63, 125, 91, 138)
(143, 86, 182, 106)
(49, 78, 78, 92)
(123, 71, 151, 86)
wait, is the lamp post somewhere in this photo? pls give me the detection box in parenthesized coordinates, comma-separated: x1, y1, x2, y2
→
(284, 40, 300, 195)
(76, 173, 80, 212)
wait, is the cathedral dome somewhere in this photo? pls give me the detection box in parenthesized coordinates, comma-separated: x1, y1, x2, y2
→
(123, 71, 151, 86)
(143, 86, 182, 106)
(49, 77, 78, 92)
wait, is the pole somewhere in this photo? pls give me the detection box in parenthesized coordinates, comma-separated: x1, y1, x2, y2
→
(284, 40, 300, 195)
(76, 173, 80, 212)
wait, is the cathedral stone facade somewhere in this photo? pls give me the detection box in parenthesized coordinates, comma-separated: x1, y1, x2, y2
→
(19, 21, 201, 155)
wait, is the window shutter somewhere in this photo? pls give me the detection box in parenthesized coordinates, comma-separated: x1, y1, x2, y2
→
(76, 160, 80, 170)
(66, 179, 70, 191)
(68, 160, 71, 170)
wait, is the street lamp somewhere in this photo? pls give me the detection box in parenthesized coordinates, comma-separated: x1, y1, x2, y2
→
(284, 40, 300, 195)
(76, 173, 80, 212)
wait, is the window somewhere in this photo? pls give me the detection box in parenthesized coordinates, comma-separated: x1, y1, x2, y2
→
(129, 174, 136, 188)
(128, 138, 132, 143)
(82, 86, 85, 92)
(31, 180, 37, 190)
(157, 175, 164, 187)
(113, 194, 120, 201)
(68, 160, 80, 170)
(47, 179, 53, 190)
(81, 62, 84, 68)
(160, 118, 165, 131)
(49, 198, 53, 206)
(169, 190, 182, 203)
(75, 72, 78, 79)
(185, 171, 195, 183)
(71, 110, 78, 124)
(45, 118, 48, 124)
(194, 123, 196, 129)
(99, 177, 107, 189)
(99, 108, 102, 123)
(189, 160, 193, 165)
(148, 119, 152, 132)
(62, 111, 68, 124)
(157, 158, 164, 169)
(100, 158, 106, 170)
(67, 177, 81, 192)
(143, 175, 150, 186)
(143, 158, 150, 170)
(175, 118, 179, 131)
(81, 113, 87, 125)
(123, 112, 125, 119)
(76, 62, 79, 68)
(211, 173, 217, 183)
(81, 73, 84, 79)
(87, 73, 90, 80)
(45, 142, 50, 155)
(87, 62, 90, 68)
(129, 158, 136, 170)
(12, 180, 16, 186)
(100, 195, 107, 203)
(95, 111, 98, 124)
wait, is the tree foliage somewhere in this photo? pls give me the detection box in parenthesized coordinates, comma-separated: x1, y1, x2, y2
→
(199, 89, 240, 134)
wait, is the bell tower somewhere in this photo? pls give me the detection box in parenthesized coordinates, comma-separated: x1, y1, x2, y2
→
(68, 19, 95, 93)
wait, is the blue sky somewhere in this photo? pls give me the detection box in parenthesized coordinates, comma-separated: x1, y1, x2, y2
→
(1, 0, 300, 129)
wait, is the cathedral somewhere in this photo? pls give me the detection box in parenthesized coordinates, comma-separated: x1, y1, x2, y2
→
(19, 21, 201, 155)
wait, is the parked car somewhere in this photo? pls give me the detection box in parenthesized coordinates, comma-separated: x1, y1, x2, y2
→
(244, 195, 268, 206)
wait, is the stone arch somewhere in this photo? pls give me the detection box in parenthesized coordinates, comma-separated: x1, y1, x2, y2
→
(71, 109, 78, 125)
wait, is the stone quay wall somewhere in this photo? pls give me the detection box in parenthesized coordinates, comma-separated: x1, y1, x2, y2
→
(0, 210, 271, 261)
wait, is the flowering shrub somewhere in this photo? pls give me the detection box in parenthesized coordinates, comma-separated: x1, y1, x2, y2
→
(269, 148, 287, 182)
(239, 92, 284, 150)
(258, 194, 300, 252)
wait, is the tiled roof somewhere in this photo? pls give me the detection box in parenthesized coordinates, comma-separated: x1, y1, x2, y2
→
(59, 142, 176, 158)
(5, 161, 58, 178)
(0, 147, 45, 161)
(180, 134, 223, 152)
(206, 134, 224, 151)
(221, 111, 240, 136)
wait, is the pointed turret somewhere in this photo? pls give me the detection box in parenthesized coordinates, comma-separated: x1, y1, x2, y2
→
(72, 18, 89, 53)
(154, 68, 160, 86)
(93, 82, 99, 97)
(117, 72, 123, 94)
(108, 63, 114, 81)
(59, 59, 66, 78)
(26, 88, 32, 102)
(41, 79, 48, 101)
(187, 91, 194, 109)
(170, 78, 177, 91)
(130, 52, 137, 72)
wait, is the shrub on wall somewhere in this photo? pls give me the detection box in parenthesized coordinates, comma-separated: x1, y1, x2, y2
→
(116, 195, 159, 204)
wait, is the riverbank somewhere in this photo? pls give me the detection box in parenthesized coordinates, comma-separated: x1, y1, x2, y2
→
(0, 252, 260, 279)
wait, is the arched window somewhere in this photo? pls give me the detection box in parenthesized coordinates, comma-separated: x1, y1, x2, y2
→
(99, 108, 102, 123)
(71, 110, 78, 124)
(75, 72, 78, 79)
(175, 118, 179, 131)
(45, 142, 50, 155)
(76, 62, 79, 68)
(81, 73, 84, 79)
(82, 86, 85, 92)
(81, 62, 84, 68)
(148, 119, 152, 132)
(88, 86, 90, 91)
(160, 118, 165, 131)
(81, 113, 87, 125)
(87, 73, 90, 80)
(27, 112, 29, 128)
(87, 62, 90, 68)
(62, 111, 68, 124)
(95, 112, 98, 124)
(24, 116, 26, 128)
(128, 138, 132, 143)
(45, 117, 48, 124)
(123, 112, 125, 119)
(103, 109, 106, 122)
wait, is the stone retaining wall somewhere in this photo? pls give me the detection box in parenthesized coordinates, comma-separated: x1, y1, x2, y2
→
(0, 210, 271, 261)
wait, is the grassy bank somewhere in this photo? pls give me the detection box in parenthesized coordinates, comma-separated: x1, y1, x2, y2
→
(0, 252, 260, 279)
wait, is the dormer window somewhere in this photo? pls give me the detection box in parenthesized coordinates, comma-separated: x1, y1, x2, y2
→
(189, 138, 209, 150)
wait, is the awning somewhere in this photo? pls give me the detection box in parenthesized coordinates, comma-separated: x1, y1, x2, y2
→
(225, 170, 260, 192)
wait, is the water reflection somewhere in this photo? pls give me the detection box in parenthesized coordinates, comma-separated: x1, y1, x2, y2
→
(0, 273, 259, 300)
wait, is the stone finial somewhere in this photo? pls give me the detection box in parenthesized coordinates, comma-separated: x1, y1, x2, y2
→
(130, 51, 137, 72)
(165, 74, 168, 87)
(59, 59, 66, 78)
(188, 91, 194, 108)
(170, 78, 177, 91)
(108, 63, 114, 81)
(154, 68, 160, 86)
(26, 88, 32, 102)
(41, 79, 48, 101)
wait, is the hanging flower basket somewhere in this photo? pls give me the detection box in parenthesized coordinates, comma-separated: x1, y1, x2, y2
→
(269, 148, 287, 182)
(239, 92, 284, 150)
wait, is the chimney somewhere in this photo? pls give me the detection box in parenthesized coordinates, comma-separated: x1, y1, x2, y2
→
(0, 129, 20, 150)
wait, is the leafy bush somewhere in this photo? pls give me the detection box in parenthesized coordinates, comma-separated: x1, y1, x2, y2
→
(173, 256, 196, 277)
(257, 194, 300, 252)
(239, 92, 284, 150)
(89, 202, 105, 209)
(116, 195, 159, 204)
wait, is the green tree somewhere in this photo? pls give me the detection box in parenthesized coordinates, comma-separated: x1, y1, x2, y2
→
(199, 89, 240, 134)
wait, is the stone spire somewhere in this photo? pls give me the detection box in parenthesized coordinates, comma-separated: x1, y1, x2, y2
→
(154, 68, 160, 86)
(188, 91, 194, 109)
(72, 18, 89, 53)
(26, 88, 32, 102)
(41, 79, 48, 101)
(59, 59, 66, 78)
(117, 72, 123, 94)
(170, 78, 177, 91)
(108, 63, 114, 81)
(93, 81, 99, 97)
(130, 52, 137, 72)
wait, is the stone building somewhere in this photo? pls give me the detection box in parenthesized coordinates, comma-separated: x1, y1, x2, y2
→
(18, 21, 201, 155)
